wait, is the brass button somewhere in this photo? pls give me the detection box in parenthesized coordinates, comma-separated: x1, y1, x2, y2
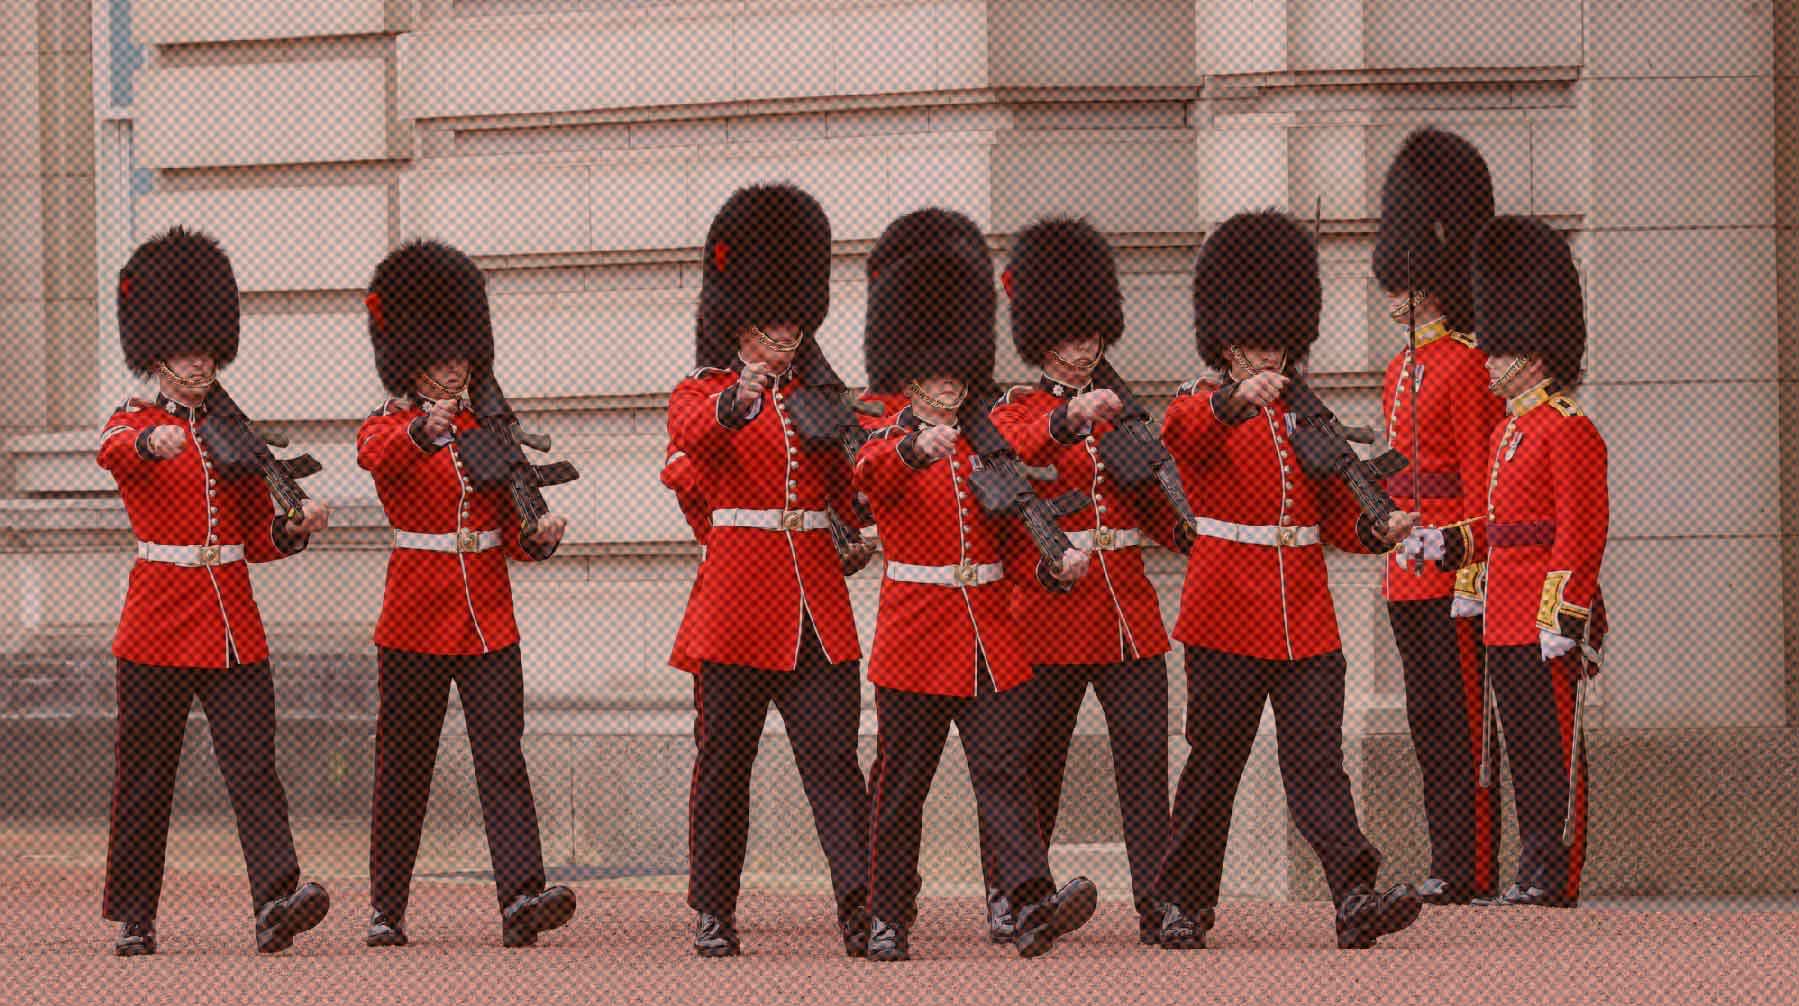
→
(1095, 527, 1116, 549)
(782, 511, 804, 532)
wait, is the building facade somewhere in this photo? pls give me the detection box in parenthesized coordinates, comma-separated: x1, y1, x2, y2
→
(1, 1, 1794, 900)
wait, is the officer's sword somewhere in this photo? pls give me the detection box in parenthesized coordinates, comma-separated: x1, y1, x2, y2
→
(1561, 647, 1592, 846)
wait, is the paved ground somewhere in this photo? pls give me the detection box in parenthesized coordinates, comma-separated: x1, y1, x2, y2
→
(3, 835, 1796, 1006)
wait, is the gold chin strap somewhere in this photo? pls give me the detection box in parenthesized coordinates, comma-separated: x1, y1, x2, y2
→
(158, 361, 215, 390)
(908, 380, 968, 412)
(1230, 346, 1286, 378)
(1048, 343, 1103, 375)
(421, 371, 468, 400)
(751, 325, 803, 354)
(1489, 355, 1533, 396)
(1388, 291, 1424, 324)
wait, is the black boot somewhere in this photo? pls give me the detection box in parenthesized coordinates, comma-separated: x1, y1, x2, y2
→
(839, 898, 872, 959)
(255, 882, 330, 955)
(1156, 904, 1211, 950)
(1417, 877, 1472, 906)
(1012, 877, 1099, 959)
(693, 912, 740, 958)
(1336, 884, 1423, 949)
(865, 917, 910, 962)
(114, 920, 157, 957)
(502, 887, 576, 948)
(366, 910, 408, 948)
(1138, 902, 1173, 946)
(985, 887, 1016, 944)
(1493, 883, 1577, 909)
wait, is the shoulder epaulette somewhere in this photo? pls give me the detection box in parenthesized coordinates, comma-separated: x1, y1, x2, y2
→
(369, 398, 407, 418)
(1448, 329, 1478, 349)
(1000, 384, 1033, 405)
(1175, 378, 1205, 398)
(686, 366, 733, 381)
(1549, 396, 1584, 418)
(118, 396, 151, 414)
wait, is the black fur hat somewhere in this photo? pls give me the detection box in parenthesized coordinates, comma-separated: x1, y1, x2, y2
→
(365, 240, 495, 398)
(864, 250, 997, 398)
(1372, 128, 1495, 333)
(1192, 210, 1321, 372)
(117, 226, 240, 377)
(866, 207, 989, 281)
(1471, 216, 1586, 388)
(1002, 217, 1123, 366)
(695, 183, 832, 369)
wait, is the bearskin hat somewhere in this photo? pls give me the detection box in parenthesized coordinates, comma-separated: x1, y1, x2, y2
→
(866, 207, 989, 282)
(695, 183, 832, 369)
(1002, 217, 1124, 366)
(864, 249, 997, 398)
(365, 240, 495, 398)
(1471, 216, 1586, 388)
(1372, 128, 1495, 333)
(1192, 210, 1321, 372)
(117, 226, 240, 377)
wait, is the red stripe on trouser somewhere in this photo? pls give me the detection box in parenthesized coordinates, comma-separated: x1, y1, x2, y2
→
(1455, 617, 1497, 896)
(1548, 655, 1588, 902)
(687, 676, 705, 900)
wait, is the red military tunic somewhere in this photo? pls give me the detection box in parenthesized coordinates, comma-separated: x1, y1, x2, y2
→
(857, 391, 909, 431)
(1444, 382, 1609, 648)
(989, 377, 1171, 666)
(98, 394, 308, 669)
(357, 398, 552, 656)
(1379, 322, 1506, 602)
(854, 409, 1044, 696)
(1162, 381, 1380, 662)
(667, 366, 861, 673)
(660, 443, 707, 674)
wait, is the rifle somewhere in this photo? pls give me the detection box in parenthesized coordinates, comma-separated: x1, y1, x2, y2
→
(784, 348, 882, 569)
(197, 382, 323, 524)
(1280, 369, 1409, 527)
(958, 402, 1091, 575)
(459, 371, 580, 540)
(1088, 359, 1197, 552)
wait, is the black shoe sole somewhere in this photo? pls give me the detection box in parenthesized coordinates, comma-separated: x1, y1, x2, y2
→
(866, 948, 909, 962)
(503, 889, 577, 948)
(257, 885, 330, 955)
(694, 943, 741, 959)
(365, 930, 408, 948)
(1337, 892, 1423, 950)
(987, 926, 1015, 946)
(114, 941, 156, 957)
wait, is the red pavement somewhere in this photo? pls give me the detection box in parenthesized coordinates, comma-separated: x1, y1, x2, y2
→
(3, 858, 1795, 1006)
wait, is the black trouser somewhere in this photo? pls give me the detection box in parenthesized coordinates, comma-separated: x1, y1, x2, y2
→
(369, 644, 545, 917)
(976, 656, 1169, 914)
(103, 659, 301, 923)
(688, 620, 869, 916)
(1157, 647, 1381, 914)
(1487, 644, 1588, 902)
(868, 666, 1055, 925)
(1389, 600, 1501, 897)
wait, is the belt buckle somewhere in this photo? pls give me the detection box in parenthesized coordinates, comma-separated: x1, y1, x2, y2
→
(196, 544, 221, 566)
(457, 529, 480, 553)
(1094, 527, 1116, 550)
(1276, 525, 1298, 548)
(782, 510, 804, 532)
(955, 561, 978, 585)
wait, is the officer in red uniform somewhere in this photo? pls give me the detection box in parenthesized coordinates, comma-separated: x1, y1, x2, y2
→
(983, 218, 1173, 945)
(98, 227, 332, 957)
(1152, 211, 1423, 951)
(1403, 216, 1607, 908)
(1371, 128, 1508, 904)
(357, 241, 577, 949)
(854, 248, 1099, 963)
(667, 184, 872, 958)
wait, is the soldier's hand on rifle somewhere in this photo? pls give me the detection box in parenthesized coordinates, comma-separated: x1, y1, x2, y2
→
(1398, 524, 1445, 562)
(147, 425, 188, 459)
(1233, 371, 1289, 410)
(1053, 547, 1090, 583)
(284, 498, 331, 538)
(529, 512, 568, 550)
(1067, 389, 1123, 427)
(840, 538, 874, 576)
(1374, 510, 1415, 547)
(733, 363, 773, 416)
(915, 424, 958, 462)
(422, 397, 461, 442)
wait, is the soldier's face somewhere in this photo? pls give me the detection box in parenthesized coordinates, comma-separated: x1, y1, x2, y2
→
(910, 375, 968, 411)
(421, 358, 471, 395)
(1486, 353, 1540, 396)
(1231, 345, 1287, 376)
(738, 323, 802, 369)
(161, 352, 215, 384)
(1049, 334, 1103, 372)
(1386, 289, 1439, 325)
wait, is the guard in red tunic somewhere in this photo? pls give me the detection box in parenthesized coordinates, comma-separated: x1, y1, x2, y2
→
(982, 218, 1173, 945)
(667, 184, 873, 958)
(1371, 128, 1508, 904)
(855, 248, 1099, 963)
(357, 241, 577, 949)
(98, 227, 332, 957)
(1402, 216, 1607, 908)
(1152, 211, 1423, 951)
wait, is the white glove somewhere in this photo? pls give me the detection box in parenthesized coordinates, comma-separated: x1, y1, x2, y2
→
(1539, 629, 1577, 662)
(1450, 596, 1485, 619)
(1397, 526, 1446, 563)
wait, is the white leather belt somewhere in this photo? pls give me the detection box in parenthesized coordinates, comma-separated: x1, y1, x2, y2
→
(884, 560, 1005, 587)
(710, 508, 832, 533)
(1191, 517, 1320, 548)
(136, 541, 245, 567)
(1065, 527, 1141, 551)
(393, 529, 502, 554)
